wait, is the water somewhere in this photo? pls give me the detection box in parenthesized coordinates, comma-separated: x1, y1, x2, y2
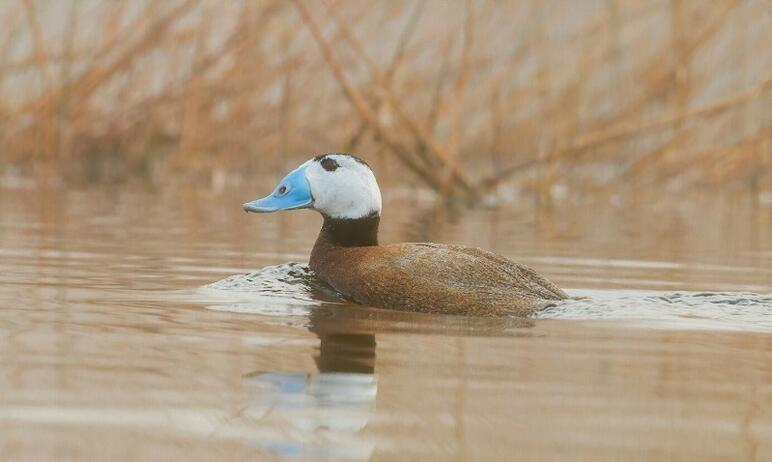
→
(0, 184, 770, 461)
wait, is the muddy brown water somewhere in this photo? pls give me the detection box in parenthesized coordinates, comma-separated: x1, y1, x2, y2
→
(0, 184, 770, 461)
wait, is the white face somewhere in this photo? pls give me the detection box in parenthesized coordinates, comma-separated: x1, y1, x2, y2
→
(304, 154, 382, 220)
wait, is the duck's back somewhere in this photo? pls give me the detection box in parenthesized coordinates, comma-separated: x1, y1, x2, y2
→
(310, 242, 567, 317)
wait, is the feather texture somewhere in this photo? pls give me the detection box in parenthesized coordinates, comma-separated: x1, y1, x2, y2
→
(311, 233, 567, 317)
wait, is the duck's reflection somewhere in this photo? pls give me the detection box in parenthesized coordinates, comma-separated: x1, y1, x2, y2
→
(242, 308, 377, 460)
(311, 314, 376, 375)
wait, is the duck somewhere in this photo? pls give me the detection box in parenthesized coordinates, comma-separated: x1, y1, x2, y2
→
(243, 153, 567, 317)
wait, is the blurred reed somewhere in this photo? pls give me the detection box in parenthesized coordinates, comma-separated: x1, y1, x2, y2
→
(0, 0, 769, 201)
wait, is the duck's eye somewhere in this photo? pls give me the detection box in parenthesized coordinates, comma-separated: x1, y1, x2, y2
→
(320, 157, 340, 172)
(277, 185, 288, 195)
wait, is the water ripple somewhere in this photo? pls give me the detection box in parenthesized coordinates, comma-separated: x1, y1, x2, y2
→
(198, 263, 344, 316)
(202, 264, 772, 332)
(540, 289, 772, 332)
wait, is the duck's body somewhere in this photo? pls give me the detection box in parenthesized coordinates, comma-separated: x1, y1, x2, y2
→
(309, 214, 566, 316)
(244, 153, 567, 317)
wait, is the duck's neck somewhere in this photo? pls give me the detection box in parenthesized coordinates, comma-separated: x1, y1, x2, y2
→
(315, 213, 380, 248)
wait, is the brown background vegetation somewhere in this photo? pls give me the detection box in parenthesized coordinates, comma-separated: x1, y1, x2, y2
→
(0, 0, 770, 202)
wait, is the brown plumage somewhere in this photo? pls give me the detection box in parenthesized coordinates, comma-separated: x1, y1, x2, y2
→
(309, 215, 567, 317)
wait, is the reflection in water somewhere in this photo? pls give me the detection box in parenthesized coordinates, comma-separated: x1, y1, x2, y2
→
(242, 310, 378, 460)
(310, 313, 376, 375)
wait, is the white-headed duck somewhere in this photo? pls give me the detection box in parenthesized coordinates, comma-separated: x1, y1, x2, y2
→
(243, 153, 567, 317)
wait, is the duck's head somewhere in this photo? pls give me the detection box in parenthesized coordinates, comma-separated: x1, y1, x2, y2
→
(243, 153, 382, 220)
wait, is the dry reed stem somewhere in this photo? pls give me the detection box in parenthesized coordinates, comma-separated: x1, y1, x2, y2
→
(22, 0, 56, 162)
(291, 0, 444, 191)
(1, 0, 767, 196)
(622, 130, 692, 183)
(330, 0, 424, 153)
(317, 0, 479, 198)
(383, 0, 425, 84)
(68, 1, 197, 123)
(21, 0, 50, 92)
(657, 130, 771, 187)
(19, 2, 156, 117)
(586, 0, 740, 139)
(441, 0, 475, 197)
(320, 0, 437, 173)
(480, 73, 772, 191)
(424, 38, 454, 137)
(174, 8, 212, 173)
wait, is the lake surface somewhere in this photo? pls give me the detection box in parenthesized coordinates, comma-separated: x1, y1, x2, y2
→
(0, 183, 770, 461)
